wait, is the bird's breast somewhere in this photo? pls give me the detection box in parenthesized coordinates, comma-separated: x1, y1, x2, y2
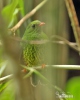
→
(23, 44, 44, 67)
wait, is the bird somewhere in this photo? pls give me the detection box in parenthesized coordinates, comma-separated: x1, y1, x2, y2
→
(21, 20, 48, 85)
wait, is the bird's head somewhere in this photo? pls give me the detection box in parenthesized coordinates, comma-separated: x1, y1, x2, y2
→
(27, 20, 45, 33)
(22, 20, 46, 40)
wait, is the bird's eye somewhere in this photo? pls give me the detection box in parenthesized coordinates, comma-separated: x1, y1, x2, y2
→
(32, 24, 35, 28)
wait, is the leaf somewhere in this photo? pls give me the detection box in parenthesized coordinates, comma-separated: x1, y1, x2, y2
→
(0, 80, 15, 100)
(18, 0, 25, 16)
(22, 65, 63, 93)
(8, 8, 20, 27)
(0, 80, 11, 92)
(0, 61, 8, 76)
(65, 76, 80, 100)
(1, 0, 19, 27)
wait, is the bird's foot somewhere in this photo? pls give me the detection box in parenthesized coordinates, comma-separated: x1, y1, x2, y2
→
(22, 69, 27, 73)
(41, 64, 46, 68)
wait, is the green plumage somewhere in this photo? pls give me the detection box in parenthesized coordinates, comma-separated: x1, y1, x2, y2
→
(22, 20, 48, 67)
(21, 20, 48, 85)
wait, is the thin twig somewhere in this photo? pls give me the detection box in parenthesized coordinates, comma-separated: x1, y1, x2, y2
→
(1, 64, 80, 83)
(52, 35, 78, 51)
(0, 35, 78, 52)
(10, 0, 48, 32)
(65, 0, 80, 53)
(52, 40, 76, 46)
(33, 65, 80, 70)
(10, 35, 79, 51)
(0, 74, 13, 83)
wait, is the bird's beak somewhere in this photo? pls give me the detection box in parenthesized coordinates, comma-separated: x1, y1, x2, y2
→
(39, 22, 45, 26)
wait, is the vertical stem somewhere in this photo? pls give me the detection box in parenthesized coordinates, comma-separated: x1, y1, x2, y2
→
(65, 0, 80, 53)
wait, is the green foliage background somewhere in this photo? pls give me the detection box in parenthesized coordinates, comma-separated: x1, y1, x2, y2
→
(0, 0, 80, 100)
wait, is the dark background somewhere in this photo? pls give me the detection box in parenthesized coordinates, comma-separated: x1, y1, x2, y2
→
(68, 0, 80, 79)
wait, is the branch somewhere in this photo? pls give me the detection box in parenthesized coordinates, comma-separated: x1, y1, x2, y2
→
(52, 35, 78, 51)
(1, 64, 80, 96)
(1, 64, 80, 83)
(0, 35, 78, 52)
(52, 40, 76, 46)
(10, 0, 48, 32)
(32, 65, 80, 70)
(0, 74, 13, 83)
(10, 35, 79, 51)
(65, 0, 80, 53)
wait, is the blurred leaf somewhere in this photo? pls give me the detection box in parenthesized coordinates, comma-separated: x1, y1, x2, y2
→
(18, 0, 25, 16)
(0, 47, 3, 63)
(65, 76, 80, 100)
(8, 8, 20, 27)
(0, 61, 8, 76)
(0, 80, 15, 100)
(0, 80, 11, 92)
(13, 8, 19, 15)
(1, 0, 19, 27)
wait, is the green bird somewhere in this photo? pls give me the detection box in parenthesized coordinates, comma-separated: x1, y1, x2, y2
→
(21, 20, 48, 85)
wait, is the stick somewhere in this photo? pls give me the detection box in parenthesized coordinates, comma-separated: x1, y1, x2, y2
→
(10, 0, 48, 32)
